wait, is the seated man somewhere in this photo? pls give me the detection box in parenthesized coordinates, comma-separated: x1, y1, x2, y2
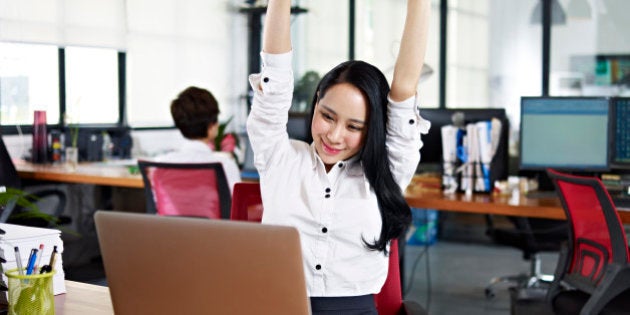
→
(155, 86, 241, 193)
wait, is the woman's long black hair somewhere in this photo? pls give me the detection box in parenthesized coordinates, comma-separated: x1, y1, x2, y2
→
(306, 60, 411, 254)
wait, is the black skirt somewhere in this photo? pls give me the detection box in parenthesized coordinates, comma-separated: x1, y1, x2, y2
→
(310, 294, 377, 315)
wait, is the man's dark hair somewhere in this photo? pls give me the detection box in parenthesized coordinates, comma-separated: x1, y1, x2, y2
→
(170, 86, 220, 139)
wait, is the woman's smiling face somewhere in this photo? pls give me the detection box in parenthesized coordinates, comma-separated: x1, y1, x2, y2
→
(311, 83, 368, 172)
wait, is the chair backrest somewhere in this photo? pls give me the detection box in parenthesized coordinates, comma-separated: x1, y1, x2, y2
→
(547, 168, 630, 289)
(138, 160, 231, 219)
(374, 239, 404, 315)
(230, 182, 263, 222)
(0, 133, 22, 189)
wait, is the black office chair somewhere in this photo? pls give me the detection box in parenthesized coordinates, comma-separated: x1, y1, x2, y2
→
(484, 214, 568, 298)
(0, 133, 68, 227)
(138, 160, 232, 219)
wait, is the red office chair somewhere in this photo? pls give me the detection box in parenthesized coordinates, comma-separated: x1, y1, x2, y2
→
(138, 160, 232, 219)
(229, 182, 263, 222)
(546, 169, 630, 315)
(229, 183, 427, 315)
(374, 239, 428, 315)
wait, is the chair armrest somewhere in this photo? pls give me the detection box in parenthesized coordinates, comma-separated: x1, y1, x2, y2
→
(403, 300, 428, 315)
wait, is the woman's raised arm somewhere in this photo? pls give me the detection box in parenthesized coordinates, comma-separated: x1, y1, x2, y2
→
(263, 0, 292, 54)
(390, 0, 431, 102)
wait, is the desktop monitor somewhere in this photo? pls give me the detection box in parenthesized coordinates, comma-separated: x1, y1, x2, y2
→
(519, 97, 610, 172)
(418, 108, 510, 182)
(610, 97, 630, 170)
(287, 113, 310, 141)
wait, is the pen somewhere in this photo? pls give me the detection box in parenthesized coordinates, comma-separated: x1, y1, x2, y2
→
(49, 246, 58, 272)
(26, 248, 38, 275)
(41, 246, 58, 274)
(34, 244, 45, 273)
(13, 247, 24, 276)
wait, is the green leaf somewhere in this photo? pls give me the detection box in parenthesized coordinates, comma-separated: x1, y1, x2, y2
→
(1, 188, 52, 224)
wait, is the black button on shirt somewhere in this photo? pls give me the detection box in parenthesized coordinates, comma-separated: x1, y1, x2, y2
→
(315, 264, 322, 270)
(325, 188, 331, 193)
(322, 227, 328, 233)
(409, 119, 415, 125)
(263, 77, 269, 83)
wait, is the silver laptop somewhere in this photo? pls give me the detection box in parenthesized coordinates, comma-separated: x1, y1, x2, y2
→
(95, 211, 310, 315)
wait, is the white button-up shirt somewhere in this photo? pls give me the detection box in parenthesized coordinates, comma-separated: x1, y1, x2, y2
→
(246, 51, 430, 297)
(154, 139, 241, 194)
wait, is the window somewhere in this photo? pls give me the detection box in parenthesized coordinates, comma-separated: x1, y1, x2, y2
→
(449, 0, 541, 130)
(64, 46, 120, 125)
(292, 0, 349, 113)
(447, 0, 491, 108)
(550, 0, 630, 98)
(0, 42, 60, 126)
(125, 1, 239, 128)
(355, 0, 441, 108)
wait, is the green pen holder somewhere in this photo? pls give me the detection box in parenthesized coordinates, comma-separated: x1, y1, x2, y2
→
(4, 268, 56, 315)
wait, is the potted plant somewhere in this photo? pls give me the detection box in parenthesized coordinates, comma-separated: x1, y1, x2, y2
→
(0, 187, 59, 227)
(211, 116, 242, 164)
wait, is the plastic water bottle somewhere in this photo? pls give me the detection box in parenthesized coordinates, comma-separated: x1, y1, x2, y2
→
(102, 132, 113, 161)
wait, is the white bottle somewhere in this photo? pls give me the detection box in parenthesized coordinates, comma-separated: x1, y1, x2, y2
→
(102, 132, 113, 161)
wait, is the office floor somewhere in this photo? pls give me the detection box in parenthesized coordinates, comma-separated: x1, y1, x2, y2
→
(402, 241, 558, 315)
(63, 234, 559, 315)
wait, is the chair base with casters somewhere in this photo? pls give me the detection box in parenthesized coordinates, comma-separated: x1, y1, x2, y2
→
(484, 215, 567, 299)
(485, 252, 554, 298)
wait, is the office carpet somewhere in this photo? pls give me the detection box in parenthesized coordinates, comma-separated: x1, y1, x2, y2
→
(403, 241, 559, 315)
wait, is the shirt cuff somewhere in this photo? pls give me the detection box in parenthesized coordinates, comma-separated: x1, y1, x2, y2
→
(388, 94, 431, 134)
(261, 51, 293, 69)
(388, 94, 415, 110)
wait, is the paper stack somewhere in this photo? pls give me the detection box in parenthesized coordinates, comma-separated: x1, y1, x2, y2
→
(0, 223, 66, 304)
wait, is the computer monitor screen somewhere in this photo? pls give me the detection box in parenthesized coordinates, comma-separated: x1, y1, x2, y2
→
(611, 97, 630, 169)
(418, 108, 509, 183)
(519, 97, 610, 172)
(287, 113, 309, 141)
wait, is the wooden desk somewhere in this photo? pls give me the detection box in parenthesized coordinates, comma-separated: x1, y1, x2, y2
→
(55, 281, 113, 314)
(404, 176, 630, 224)
(0, 281, 114, 314)
(15, 160, 143, 189)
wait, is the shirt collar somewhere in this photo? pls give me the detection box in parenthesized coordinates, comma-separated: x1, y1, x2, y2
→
(181, 139, 215, 153)
(308, 142, 363, 176)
